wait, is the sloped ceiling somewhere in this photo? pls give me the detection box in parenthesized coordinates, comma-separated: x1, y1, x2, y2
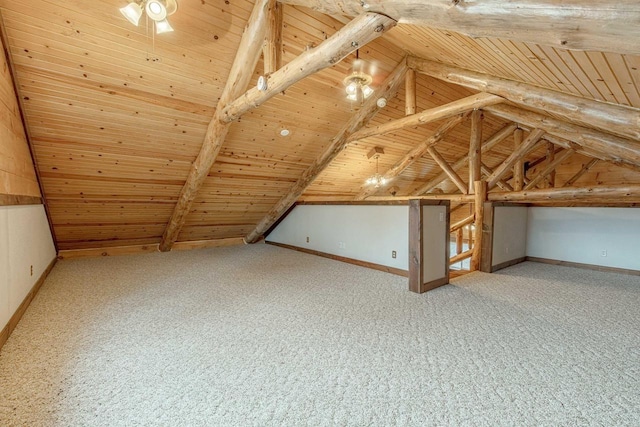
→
(0, 0, 638, 250)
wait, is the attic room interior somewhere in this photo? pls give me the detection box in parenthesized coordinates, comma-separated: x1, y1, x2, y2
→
(1, 0, 639, 424)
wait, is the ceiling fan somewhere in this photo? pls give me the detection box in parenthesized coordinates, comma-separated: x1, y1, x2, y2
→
(120, 0, 178, 34)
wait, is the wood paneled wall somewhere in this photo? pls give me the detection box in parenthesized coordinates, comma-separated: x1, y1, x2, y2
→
(0, 27, 39, 198)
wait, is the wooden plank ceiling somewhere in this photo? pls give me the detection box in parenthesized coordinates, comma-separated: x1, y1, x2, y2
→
(0, 0, 638, 250)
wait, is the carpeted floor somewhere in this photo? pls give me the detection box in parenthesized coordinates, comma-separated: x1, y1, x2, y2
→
(0, 244, 638, 426)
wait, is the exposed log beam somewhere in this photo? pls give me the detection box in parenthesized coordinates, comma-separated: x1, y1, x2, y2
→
(545, 142, 556, 188)
(414, 122, 517, 195)
(451, 214, 474, 233)
(222, 12, 397, 123)
(409, 57, 640, 141)
(488, 186, 640, 204)
(278, 0, 640, 54)
(451, 249, 473, 265)
(159, 0, 271, 252)
(263, 0, 283, 75)
(160, 11, 396, 251)
(513, 128, 525, 191)
(355, 112, 469, 200)
(524, 149, 576, 190)
(487, 129, 546, 190)
(480, 162, 513, 192)
(405, 68, 417, 115)
(244, 59, 408, 243)
(299, 193, 474, 203)
(468, 109, 483, 193)
(427, 146, 468, 195)
(485, 104, 640, 169)
(348, 93, 502, 142)
(564, 159, 600, 187)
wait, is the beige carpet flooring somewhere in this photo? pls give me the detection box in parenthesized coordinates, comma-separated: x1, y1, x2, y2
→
(0, 244, 638, 426)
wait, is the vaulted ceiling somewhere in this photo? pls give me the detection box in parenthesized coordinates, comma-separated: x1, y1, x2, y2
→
(1, 0, 638, 250)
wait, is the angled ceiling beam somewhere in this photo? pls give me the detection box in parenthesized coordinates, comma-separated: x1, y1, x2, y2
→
(486, 129, 546, 189)
(348, 93, 501, 142)
(354, 111, 469, 200)
(524, 149, 576, 190)
(221, 12, 396, 122)
(428, 146, 469, 194)
(244, 59, 408, 243)
(159, 0, 271, 252)
(263, 0, 284, 75)
(159, 11, 397, 251)
(413, 122, 517, 195)
(408, 57, 640, 141)
(480, 162, 512, 192)
(485, 104, 640, 170)
(563, 159, 600, 187)
(277, 0, 640, 54)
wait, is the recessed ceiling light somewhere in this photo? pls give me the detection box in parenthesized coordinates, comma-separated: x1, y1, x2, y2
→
(280, 129, 290, 137)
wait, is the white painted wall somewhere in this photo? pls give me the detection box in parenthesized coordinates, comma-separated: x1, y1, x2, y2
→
(492, 206, 528, 267)
(0, 205, 56, 330)
(266, 205, 409, 270)
(422, 205, 448, 282)
(526, 207, 640, 271)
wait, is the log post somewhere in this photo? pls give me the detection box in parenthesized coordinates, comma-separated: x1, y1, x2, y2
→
(469, 109, 483, 194)
(414, 123, 517, 195)
(513, 128, 524, 191)
(405, 68, 416, 115)
(470, 180, 487, 271)
(263, 0, 283, 75)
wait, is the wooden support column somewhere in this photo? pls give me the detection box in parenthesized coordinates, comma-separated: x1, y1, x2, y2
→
(469, 109, 483, 194)
(513, 128, 524, 191)
(159, 0, 271, 252)
(524, 149, 575, 190)
(263, 0, 283, 75)
(471, 180, 487, 271)
(409, 57, 640, 141)
(348, 93, 502, 142)
(245, 59, 407, 243)
(414, 123, 517, 195)
(487, 129, 545, 190)
(405, 68, 417, 115)
(480, 202, 494, 273)
(564, 158, 599, 187)
(427, 147, 468, 194)
(355, 112, 468, 200)
(409, 199, 450, 293)
(456, 228, 463, 255)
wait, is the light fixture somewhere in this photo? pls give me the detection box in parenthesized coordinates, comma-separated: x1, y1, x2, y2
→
(365, 154, 388, 188)
(120, 0, 178, 34)
(280, 129, 290, 137)
(376, 97, 387, 108)
(344, 50, 374, 105)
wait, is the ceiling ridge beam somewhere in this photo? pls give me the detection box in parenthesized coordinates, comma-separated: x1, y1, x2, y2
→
(408, 57, 640, 141)
(355, 111, 469, 200)
(277, 0, 640, 54)
(348, 92, 502, 142)
(244, 59, 409, 243)
(159, 10, 397, 251)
